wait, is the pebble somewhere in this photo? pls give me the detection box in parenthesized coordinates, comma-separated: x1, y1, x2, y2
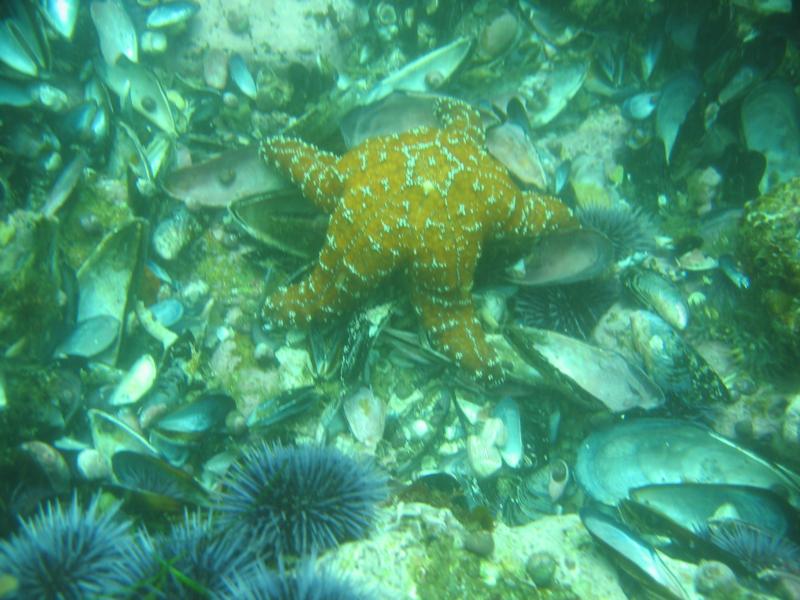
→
(694, 560, 736, 596)
(463, 530, 494, 557)
(526, 551, 557, 587)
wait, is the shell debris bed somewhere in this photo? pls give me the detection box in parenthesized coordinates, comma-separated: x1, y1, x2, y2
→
(1, 1, 800, 598)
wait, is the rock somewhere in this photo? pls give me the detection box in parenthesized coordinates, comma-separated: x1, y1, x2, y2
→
(323, 505, 629, 600)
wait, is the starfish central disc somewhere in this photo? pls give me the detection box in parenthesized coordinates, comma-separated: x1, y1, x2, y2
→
(260, 97, 576, 382)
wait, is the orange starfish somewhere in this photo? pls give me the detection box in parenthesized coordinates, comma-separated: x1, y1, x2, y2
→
(260, 97, 576, 382)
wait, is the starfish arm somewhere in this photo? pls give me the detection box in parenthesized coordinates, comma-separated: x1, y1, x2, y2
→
(260, 136, 343, 213)
(500, 190, 578, 239)
(411, 290, 504, 383)
(434, 97, 485, 147)
(263, 208, 402, 326)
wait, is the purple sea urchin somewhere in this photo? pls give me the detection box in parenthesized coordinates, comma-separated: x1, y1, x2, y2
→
(222, 561, 371, 600)
(513, 279, 619, 339)
(147, 510, 255, 599)
(705, 519, 800, 575)
(0, 495, 134, 600)
(577, 202, 657, 259)
(217, 444, 387, 558)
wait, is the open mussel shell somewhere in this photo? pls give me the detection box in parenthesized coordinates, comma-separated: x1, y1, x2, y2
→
(340, 91, 439, 148)
(230, 190, 329, 259)
(111, 450, 209, 511)
(507, 229, 614, 287)
(506, 326, 664, 413)
(621, 483, 798, 548)
(364, 36, 471, 104)
(89, 408, 158, 465)
(165, 146, 290, 210)
(580, 507, 690, 600)
(576, 418, 800, 509)
(76, 219, 147, 365)
(97, 57, 175, 134)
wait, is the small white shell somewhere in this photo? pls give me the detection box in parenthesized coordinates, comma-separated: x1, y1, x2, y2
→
(548, 459, 570, 502)
(467, 417, 507, 479)
(109, 354, 157, 406)
(20, 441, 71, 492)
(343, 387, 386, 451)
(77, 448, 111, 481)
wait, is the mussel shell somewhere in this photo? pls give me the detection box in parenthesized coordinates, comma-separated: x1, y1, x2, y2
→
(112, 450, 209, 511)
(89, 408, 158, 462)
(656, 70, 702, 164)
(507, 229, 614, 286)
(0, 20, 38, 77)
(340, 91, 439, 148)
(90, 0, 138, 65)
(575, 418, 800, 508)
(246, 386, 322, 429)
(580, 507, 689, 600)
(230, 190, 328, 259)
(741, 79, 800, 193)
(622, 483, 797, 544)
(364, 36, 471, 104)
(54, 314, 119, 358)
(41, 0, 79, 39)
(507, 326, 665, 413)
(229, 53, 256, 99)
(154, 392, 234, 434)
(486, 120, 548, 190)
(76, 220, 147, 366)
(630, 310, 729, 407)
(165, 147, 290, 210)
(624, 270, 689, 331)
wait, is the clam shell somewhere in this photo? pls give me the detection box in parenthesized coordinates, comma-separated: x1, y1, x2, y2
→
(624, 483, 796, 542)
